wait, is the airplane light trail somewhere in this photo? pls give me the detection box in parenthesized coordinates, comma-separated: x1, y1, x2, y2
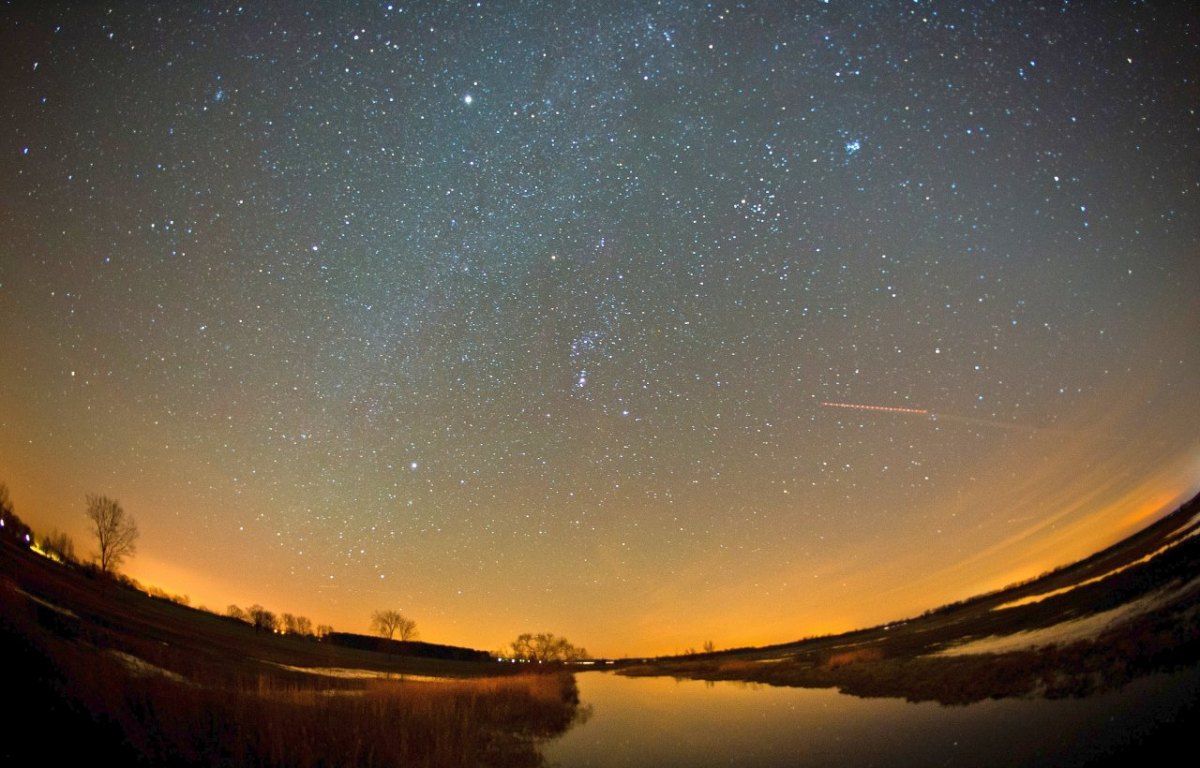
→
(821, 401, 929, 415)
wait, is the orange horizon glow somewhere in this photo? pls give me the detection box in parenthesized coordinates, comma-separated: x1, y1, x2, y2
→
(11, 462, 1195, 658)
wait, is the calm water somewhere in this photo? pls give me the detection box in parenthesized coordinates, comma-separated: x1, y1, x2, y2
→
(543, 668, 1200, 767)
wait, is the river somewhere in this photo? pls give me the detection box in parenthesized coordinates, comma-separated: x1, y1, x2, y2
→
(542, 666, 1200, 767)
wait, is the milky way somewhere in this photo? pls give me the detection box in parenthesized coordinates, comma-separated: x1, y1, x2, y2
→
(2, 2, 1198, 655)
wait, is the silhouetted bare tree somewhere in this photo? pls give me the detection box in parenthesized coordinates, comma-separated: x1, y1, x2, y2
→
(370, 609, 418, 640)
(505, 632, 588, 662)
(84, 493, 139, 573)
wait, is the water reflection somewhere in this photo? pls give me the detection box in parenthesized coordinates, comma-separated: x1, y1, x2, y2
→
(544, 668, 1199, 767)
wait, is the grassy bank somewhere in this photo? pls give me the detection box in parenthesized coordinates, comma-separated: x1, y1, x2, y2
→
(619, 595, 1200, 705)
(0, 548, 582, 766)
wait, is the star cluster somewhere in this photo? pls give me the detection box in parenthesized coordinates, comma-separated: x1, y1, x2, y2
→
(2, 2, 1198, 655)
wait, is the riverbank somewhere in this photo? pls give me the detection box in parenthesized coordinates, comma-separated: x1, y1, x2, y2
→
(0, 541, 581, 766)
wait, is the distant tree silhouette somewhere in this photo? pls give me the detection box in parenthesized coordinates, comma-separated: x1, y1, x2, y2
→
(280, 613, 314, 636)
(505, 632, 588, 662)
(84, 493, 139, 573)
(40, 529, 76, 563)
(370, 609, 418, 640)
(226, 605, 248, 622)
(247, 605, 278, 633)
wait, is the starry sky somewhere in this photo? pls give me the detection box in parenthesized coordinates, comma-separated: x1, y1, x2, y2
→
(2, 1, 1198, 657)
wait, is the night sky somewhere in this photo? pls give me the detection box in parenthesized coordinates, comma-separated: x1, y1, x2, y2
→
(2, 1, 1198, 657)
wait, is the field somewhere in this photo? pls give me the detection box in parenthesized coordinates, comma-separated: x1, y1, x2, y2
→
(0, 543, 582, 767)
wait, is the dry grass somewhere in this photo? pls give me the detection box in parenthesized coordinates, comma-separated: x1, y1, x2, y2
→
(1, 577, 581, 767)
(74, 655, 577, 766)
(713, 659, 760, 676)
(824, 647, 884, 669)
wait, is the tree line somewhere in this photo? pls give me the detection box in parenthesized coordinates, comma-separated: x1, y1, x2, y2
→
(499, 632, 588, 663)
(224, 604, 333, 638)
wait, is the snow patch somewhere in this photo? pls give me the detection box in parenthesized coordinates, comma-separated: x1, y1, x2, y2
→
(936, 575, 1200, 657)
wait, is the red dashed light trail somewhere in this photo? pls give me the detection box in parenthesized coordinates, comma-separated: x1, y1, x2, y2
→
(819, 401, 1074, 438)
(820, 401, 929, 415)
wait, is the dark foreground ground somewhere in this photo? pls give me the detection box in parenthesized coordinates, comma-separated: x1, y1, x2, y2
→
(618, 495, 1200, 709)
(0, 543, 581, 767)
